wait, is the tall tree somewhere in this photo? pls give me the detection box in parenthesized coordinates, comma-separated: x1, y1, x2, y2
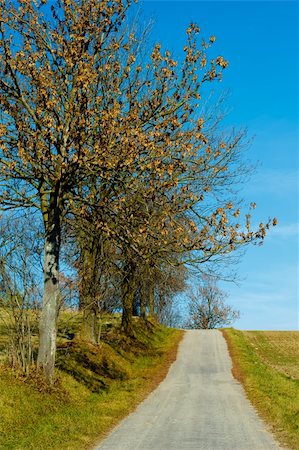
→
(74, 213, 117, 343)
(0, 0, 132, 383)
(0, 0, 276, 379)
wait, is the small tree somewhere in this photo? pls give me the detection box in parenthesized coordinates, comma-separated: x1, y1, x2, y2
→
(0, 213, 42, 375)
(186, 275, 239, 329)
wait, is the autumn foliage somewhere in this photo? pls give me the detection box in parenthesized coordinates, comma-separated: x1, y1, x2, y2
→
(0, 0, 276, 383)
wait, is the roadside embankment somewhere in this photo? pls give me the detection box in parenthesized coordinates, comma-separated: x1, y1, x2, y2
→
(0, 313, 183, 450)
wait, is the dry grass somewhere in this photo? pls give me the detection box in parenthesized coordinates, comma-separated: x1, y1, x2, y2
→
(223, 329, 299, 450)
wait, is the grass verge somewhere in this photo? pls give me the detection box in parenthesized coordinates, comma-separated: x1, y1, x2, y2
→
(0, 315, 183, 450)
(222, 328, 299, 450)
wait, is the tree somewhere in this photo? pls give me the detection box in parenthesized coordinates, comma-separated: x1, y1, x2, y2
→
(186, 275, 239, 329)
(52, 16, 236, 337)
(0, 0, 134, 383)
(0, 213, 42, 375)
(0, 0, 276, 382)
(74, 216, 118, 343)
(154, 263, 187, 327)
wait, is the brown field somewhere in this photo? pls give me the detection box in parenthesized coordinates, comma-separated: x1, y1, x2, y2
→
(243, 331, 299, 379)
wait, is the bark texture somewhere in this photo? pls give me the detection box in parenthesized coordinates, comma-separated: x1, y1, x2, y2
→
(80, 302, 98, 344)
(78, 237, 100, 343)
(148, 267, 155, 318)
(121, 265, 136, 336)
(37, 218, 60, 384)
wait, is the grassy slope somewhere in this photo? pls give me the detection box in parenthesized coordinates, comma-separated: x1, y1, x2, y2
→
(0, 313, 183, 450)
(223, 329, 299, 450)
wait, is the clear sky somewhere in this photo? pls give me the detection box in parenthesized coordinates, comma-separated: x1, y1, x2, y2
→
(139, 1, 298, 330)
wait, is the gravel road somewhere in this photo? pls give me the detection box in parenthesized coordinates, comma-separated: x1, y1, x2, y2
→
(94, 330, 281, 450)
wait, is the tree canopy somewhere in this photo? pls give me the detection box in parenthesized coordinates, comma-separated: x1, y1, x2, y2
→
(0, 0, 276, 383)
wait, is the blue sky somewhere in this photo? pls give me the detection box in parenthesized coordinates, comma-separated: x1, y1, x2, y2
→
(139, 1, 298, 329)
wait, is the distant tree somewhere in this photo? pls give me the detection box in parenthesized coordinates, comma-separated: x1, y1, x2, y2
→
(186, 275, 239, 329)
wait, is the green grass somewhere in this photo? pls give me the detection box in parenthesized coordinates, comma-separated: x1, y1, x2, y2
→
(0, 313, 183, 450)
(223, 329, 299, 450)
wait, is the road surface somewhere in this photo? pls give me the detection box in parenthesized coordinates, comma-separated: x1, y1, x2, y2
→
(94, 330, 281, 450)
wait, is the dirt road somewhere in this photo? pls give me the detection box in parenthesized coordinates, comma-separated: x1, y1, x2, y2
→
(94, 330, 281, 450)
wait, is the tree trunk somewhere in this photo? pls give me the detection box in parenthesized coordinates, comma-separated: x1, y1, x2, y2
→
(80, 302, 98, 344)
(121, 286, 134, 335)
(140, 273, 149, 320)
(148, 274, 155, 318)
(139, 264, 155, 320)
(37, 217, 61, 385)
(78, 239, 99, 343)
(121, 264, 136, 336)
